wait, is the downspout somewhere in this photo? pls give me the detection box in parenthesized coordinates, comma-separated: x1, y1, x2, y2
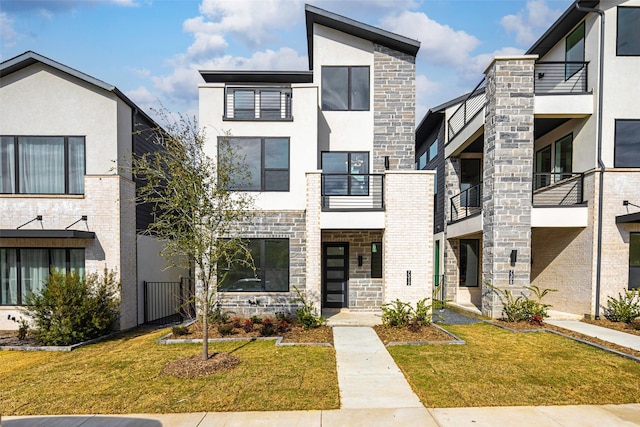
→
(575, 1, 604, 319)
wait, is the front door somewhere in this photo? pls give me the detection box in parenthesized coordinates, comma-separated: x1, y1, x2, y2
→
(322, 243, 349, 308)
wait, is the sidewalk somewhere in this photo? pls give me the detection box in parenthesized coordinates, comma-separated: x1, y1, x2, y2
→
(546, 319, 640, 351)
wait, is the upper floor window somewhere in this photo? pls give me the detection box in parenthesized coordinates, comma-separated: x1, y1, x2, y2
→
(565, 22, 585, 79)
(221, 137, 290, 191)
(225, 87, 292, 120)
(614, 120, 640, 168)
(321, 151, 369, 195)
(535, 133, 573, 189)
(321, 66, 370, 111)
(0, 136, 85, 195)
(429, 139, 438, 161)
(617, 7, 640, 56)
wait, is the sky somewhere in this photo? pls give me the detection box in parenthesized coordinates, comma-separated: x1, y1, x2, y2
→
(0, 0, 575, 123)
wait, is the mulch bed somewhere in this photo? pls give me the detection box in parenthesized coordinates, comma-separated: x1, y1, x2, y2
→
(161, 352, 241, 378)
(582, 318, 640, 337)
(373, 324, 457, 345)
(492, 319, 545, 331)
(174, 322, 334, 345)
(0, 333, 39, 347)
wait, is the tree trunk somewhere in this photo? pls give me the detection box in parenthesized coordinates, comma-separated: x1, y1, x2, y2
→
(202, 284, 209, 360)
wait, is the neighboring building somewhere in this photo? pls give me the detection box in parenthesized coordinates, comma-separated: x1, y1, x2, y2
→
(416, 0, 640, 318)
(199, 5, 434, 315)
(0, 51, 186, 330)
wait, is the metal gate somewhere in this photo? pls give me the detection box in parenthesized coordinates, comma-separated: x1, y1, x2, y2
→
(143, 277, 194, 325)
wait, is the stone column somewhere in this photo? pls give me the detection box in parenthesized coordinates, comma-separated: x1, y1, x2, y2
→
(481, 56, 536, 318)
(443, 157, 461, 301)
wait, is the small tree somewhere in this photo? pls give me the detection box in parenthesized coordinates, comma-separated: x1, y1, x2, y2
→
(132, 110, 254, 360)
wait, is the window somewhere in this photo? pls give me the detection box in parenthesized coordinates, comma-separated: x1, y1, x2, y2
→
(460, 158, 481, 208)
(459, 239, 479, 287)
(225, 87, 292, 120)
(614, 120, 640, 167)
(418, 151, 427, 170)
(0, 136, 85, 195)
(321, 66, 370, 111)
(565, 22, 585, 79)
(217, 239, 289, 292)
(617, 7, 640, 56)
(0, 248, 84, 305)
(429, 139, 438, 161)
(535, 133, 573, 188)
(221, 137, 290, 191)
(630, 233, 640, 290)
(321, 151, 369, 195)
(371, 242, 382, 279)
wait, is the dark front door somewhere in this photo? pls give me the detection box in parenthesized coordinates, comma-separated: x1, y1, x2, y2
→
(323, 243, 349, 308)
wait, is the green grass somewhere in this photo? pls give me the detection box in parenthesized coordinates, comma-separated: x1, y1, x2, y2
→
(389, 323, 640, 408)
(0, 328, 339, 415)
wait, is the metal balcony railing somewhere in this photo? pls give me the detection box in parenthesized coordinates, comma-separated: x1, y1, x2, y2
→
(447, 78, 486, 141)
(321, 174, 384, 211)
(225, 86, 292, 120)
(532, 172, 584, 206)
(449, 182, 482, 223)
(534, 61, 589, 94)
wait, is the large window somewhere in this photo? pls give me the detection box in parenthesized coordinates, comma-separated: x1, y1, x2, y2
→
(226, 87, 292, 120)
(535, 133, 573, 188)
(565, 22, 585, 79)
(221, 137, 289, 191)
(630, 233, 640, 290)
(0, 248, 85, 305)
(617, 7, 640, 56)
(614, 120, 640, 168)
(321, 66, 370, 111)
(217, 239, 289, 292)
(321, 151, 369, 195)
(0, 136, 85, 195)
(459, 239, 479, 287)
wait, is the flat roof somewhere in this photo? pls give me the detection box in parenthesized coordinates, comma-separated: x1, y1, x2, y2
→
(199, 70, 314, 84)
(0, 229, 96, 239)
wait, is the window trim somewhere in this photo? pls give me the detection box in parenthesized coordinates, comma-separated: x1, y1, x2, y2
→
(0, 135, 86, 195)
(0, 247, 85, 306)
(217, 238, 290, 293)
(565, 22, 585, 80)
(617, 6, 640, 57)
(614, 119, 640, 168)
(321, 66, 370, 111)
(221, 137, 290, 192)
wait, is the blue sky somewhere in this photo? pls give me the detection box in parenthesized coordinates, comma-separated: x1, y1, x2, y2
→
(0, 0, 574, 122)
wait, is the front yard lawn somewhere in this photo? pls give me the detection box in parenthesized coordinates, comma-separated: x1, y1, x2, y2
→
(389, 322, 640, 408)
(0, 327, 339, 415)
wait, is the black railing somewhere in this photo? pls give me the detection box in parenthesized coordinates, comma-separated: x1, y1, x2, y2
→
(532, 172, 584, 205)
(534, 61, 589, 94)
(224, 87, 292, 120)
(447, 78, 486, 141)
(449, 183, 482, 223)
(321, 174, 384, 211)
(144, 278, 195, 325)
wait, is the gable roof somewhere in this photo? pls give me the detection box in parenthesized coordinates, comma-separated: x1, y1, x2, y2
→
(305, 4, 420, 70)
(0, 51, 156, 125)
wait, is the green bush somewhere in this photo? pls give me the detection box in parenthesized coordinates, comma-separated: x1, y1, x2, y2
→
(603, 289, 640, 323)
(23, 268, 120, 346)
(485, 283, 556, 323)
(381, 298, 433, 328)
(292, 286, 324, 329)
(172, 325, 189, 336)
(217, 323, 234, 336)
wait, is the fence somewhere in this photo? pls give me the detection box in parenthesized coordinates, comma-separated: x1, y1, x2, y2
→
(144, 277, 195, 325)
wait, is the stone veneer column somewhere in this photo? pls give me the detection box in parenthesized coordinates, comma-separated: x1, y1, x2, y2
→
(384, 171, 434, 304)
(443, 157, 461, 302)
(305, 172, 322, 314)
(373, 45, 416, 172)
(482, 56, 536, 318)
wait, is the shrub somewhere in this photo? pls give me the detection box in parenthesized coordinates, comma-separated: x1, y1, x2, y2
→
(231, 317, 243, 329)
(413, 298, 433, 326)
(381, 299, 412, 328)
(172, 325, 189, 336)
(23, 268, 120, 346)
(603, 289, 640, 323)
(275, 312, 293, 323)
(292, 286, 324, 329)
(217, 323, 234, 336)
(209, 306, 229, 324)
(16, 318, 29, 341)
(260, 318, 276, 336)
(277, 319, 290, 333)
(243, 319, 254, 333)
(250, 315, 263, 324)
(485, 283, 556, 323)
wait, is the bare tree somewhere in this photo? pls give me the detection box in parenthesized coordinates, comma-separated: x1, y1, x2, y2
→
(133, 110, 254, 360)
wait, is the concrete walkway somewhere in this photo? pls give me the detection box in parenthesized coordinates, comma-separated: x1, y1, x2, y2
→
(333, 326, 422, 408)
(4, 404, 640, 426)
(546, 319, 640, 351)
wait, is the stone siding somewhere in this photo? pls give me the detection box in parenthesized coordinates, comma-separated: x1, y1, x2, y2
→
(373, 45, 416, 172)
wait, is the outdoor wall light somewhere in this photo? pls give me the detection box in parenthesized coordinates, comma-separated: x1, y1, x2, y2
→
(510, 250, 517, 266)
(357, 255, 363, 266)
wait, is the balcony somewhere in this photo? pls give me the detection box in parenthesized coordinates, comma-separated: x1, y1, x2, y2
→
(449, 183, 482, 223)
(224, 86, 292, 120)
(447, 78, 486, 141)
(534, 62, 588, 94)
(533, 173, 584, 206)
(321, 174, 384, 211)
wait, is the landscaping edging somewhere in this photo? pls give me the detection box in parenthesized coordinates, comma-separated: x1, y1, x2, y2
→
(384, 324, 465, 347)
(156, 333, 333, 347)
(0, 332, 115, 352)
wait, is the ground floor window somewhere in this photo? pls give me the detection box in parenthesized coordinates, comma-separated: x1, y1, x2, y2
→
(459, 239, 479, 287)
(371, 242, 382, 278)
(630, 233, 640, 290)
(0, 248, 85, 305)
(217, 239, 289, 292)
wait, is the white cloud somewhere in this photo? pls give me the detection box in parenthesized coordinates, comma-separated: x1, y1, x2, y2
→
(381, 11, 480, 66)
(0, 13, 17, 47)
(130, 68, 151, 77)
(501, 0, 562, 46)
(456, 46, 525, 86)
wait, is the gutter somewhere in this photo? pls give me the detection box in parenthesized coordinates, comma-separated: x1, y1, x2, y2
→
(575, 1, 605, 319)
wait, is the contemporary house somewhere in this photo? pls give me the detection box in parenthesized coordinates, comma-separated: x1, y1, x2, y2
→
(0, 51, 185, 330)
(199, 5, 434, 315)
(416, 0, 640, 318)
